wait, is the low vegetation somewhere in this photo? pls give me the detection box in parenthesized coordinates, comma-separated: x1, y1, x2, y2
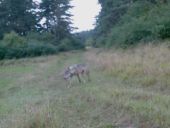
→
(0, 43, 169, 128)
(0, 31, 84, 60)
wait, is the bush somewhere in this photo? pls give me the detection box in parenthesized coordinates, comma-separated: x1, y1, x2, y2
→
(0, 32, 58, 60)
(95, 36, 107, 47)
(159, 22, 170, 39)
(58, 37, 84, 52)
(26, 32, 55, 43)
(0, 31, 84, 60)
(85, 37, 94, 47)
(124, 24, 153, 46)
(25, 42, 58, 57)
(0, 45, 7, 60)
(2, 31, 26, 47)
(0, 43, 58, 60)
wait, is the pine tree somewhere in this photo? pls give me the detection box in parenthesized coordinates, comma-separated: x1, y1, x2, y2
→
(40, 0, 73, 42)
(0, 0, 37, 38)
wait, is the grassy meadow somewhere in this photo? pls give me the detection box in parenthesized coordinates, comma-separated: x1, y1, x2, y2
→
(0, 43, 170, 128)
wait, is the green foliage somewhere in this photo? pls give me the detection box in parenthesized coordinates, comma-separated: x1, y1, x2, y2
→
(77, 31, 94, 43)
(0, 43, 58, 60)
(94, 0, 170, 47)
(2, 31, 26, 47)
(159, 21, 170, 39)
(23, 42, 57, 57)
(85, 38, 94, 47)
(26, 32, 56, 43)
(0, 32, 58, 60)
(58, 38, 84, 52)
(107, 19, 154, 48)
(40, 0, 73, 42)
(0, 31, 85, 60)
(0, 0, 85, 61)
(0, 0, 37, 37)
(96, 0, 131, 36)
(58, 38, 74, 51)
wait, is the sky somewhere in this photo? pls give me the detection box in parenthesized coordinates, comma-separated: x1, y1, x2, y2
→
(70, 0, 101, 32)
(34, 0, 101, 32)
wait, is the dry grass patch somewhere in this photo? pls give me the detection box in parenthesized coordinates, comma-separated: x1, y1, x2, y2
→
(86, 43, 170, 89)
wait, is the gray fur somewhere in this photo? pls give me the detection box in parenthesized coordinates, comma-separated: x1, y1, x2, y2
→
(63, 64, 90, 84)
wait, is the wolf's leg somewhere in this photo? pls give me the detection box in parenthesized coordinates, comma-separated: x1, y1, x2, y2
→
(67, 77, 73, 88)
(86, 70, 91, 82)
(67, 79, 71, 88)
(77, 74, 82, 83)
(81, 72, 86, 83)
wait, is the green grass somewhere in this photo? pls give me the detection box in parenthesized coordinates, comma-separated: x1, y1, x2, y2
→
(0, 48, 169, 128)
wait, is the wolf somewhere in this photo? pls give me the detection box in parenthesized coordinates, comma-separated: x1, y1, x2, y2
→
(63, 64, 90, 85)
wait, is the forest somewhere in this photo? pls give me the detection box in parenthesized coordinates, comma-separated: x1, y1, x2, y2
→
(0, 0, 83, 59)
(92, 0, 170, 47)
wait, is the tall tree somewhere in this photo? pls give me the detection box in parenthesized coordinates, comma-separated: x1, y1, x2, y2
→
(0, 0, 38, 37)
(40, 0, 73, 42)
(95, 0, 132, 36)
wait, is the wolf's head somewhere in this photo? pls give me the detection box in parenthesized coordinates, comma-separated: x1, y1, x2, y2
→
(63, 68, 73, 80)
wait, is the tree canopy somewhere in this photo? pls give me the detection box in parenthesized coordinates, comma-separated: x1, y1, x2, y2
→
(0, 0, 74, 42)
(40, 0, 74, 42)
(0, 0, 37, 37)
(0, 0, 84, 60)
(93, 0, 170, 47)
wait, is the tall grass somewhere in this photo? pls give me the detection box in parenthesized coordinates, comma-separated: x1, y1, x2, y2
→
(86, 42, 170, 90)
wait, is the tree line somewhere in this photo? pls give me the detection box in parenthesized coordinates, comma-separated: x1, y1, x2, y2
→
(91, 0, 170, 48)
(0, 0, 73, 39)
(1, 0, 170, 59)
(0, 0, 84, 60)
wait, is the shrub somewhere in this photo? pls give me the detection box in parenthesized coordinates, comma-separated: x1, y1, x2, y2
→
(85, 37, 94, 47)
(0, 32, 84, 60)
(159, 22, 170, 39)
(0, 45, 7, 59)
(58, 37, 84, 52)
(2, 31, 26, 47)
(0, 32, 58, 60)
(95, 36, 107, 47)
(26, 32, 55, 43)
(25, 42, 58, 57)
